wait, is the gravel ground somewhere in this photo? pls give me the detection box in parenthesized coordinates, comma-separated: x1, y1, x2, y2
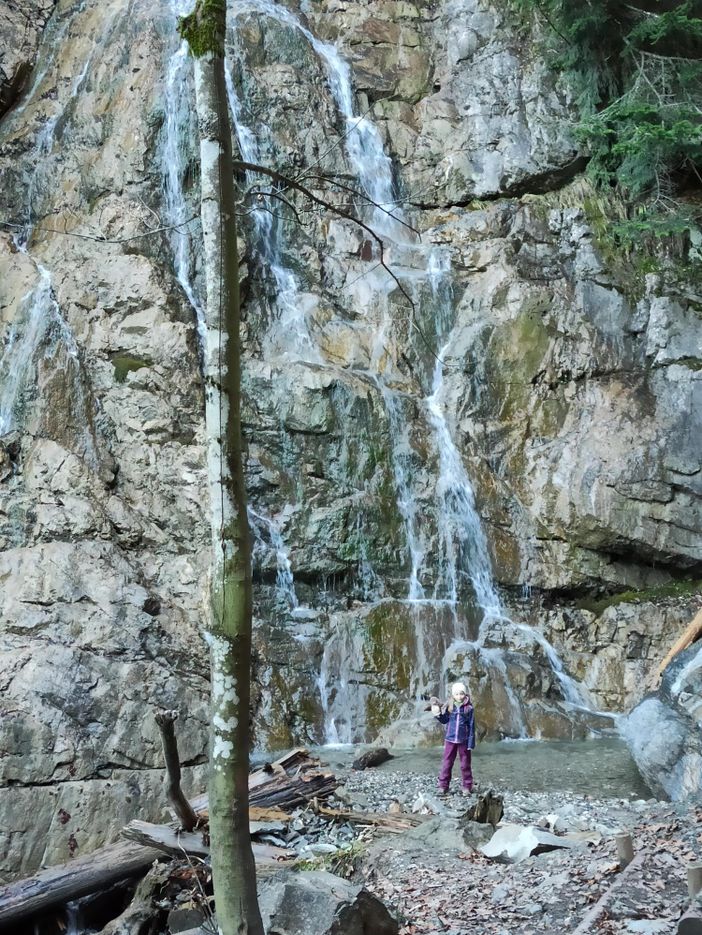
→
(329, 766, 702, 935)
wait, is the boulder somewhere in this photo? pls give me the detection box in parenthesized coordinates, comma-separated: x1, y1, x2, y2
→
(257, 869, 398, 935)
(352, 747, 394, 771)
(621, 643, 702, 801)
(678, 903, 702, 935)
(405, 816, 493, 852)
(481, 823, 577, 864)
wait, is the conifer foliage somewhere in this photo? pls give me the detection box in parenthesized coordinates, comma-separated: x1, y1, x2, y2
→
(512, 0, 702, 243)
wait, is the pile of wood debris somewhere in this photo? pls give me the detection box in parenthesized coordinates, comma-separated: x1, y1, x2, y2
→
(0, 748, 421, 934)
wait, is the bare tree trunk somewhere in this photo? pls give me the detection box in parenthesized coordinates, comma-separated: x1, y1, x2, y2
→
(179, 3, 263, 933)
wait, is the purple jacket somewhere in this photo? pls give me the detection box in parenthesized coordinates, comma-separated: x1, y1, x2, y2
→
(436, 700, 475, 749)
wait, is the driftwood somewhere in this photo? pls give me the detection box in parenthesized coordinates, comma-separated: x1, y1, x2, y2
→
(155, 709, 198, 832)
(0, 750, 332, 929)
(121, 821, 295, 864)
(653, 609, 702, 686)
(189, 748, 324, 814)
(313, 804, 426, 832)
(98, 863, 169, 935)
(0, 839, 162, 928)
(352, 747, 394, 771)
(571, 850, 648, 934)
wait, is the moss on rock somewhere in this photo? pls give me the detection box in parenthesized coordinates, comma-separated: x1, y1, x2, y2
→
(111, 354, 151, 384)
(577, 579, 702, 617)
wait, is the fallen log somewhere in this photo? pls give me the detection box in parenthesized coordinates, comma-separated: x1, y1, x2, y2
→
(99, 863, 169, 935)
(121, 821, 295, 864)
(571, 849, 648, 934)
(0, 839, 162, 929)
(653, 609, 702, 687)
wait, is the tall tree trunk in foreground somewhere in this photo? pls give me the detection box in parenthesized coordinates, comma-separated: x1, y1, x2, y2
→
(179, 3, 264, 933)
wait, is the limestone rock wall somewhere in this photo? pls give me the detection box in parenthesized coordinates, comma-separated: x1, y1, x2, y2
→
(0, 0, 56, 117)
(0, 0, 211, 879)
(0, 0, 700, 877)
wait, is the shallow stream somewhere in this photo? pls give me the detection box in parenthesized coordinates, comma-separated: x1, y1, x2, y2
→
(318, 737, 652, 799)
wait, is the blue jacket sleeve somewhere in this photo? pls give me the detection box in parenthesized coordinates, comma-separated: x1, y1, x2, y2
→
(436, 708, 450, 724)
(466, 707, 475, 749)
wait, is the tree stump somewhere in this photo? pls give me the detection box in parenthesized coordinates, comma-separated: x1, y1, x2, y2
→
(465, 789, 504, 827)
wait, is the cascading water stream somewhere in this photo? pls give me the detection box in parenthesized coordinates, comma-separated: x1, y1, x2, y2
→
(248, 506, 299, 610)
(0, 28, 97, 456)
(223, 53, 320, 362)
(225, 0, 595, 739)
(159, 1, 313, 626)
(162, 1, 206, 349)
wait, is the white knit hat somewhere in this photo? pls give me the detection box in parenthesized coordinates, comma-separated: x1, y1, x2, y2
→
(451, 682, 468, 699)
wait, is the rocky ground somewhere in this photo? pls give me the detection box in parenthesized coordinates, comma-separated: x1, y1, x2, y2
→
(321, 765, 702, 935)
(43, 753, 701, 934)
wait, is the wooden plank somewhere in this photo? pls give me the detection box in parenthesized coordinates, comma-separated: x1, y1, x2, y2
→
(121, 820, 295, 864)
(0, 839, 162, 927)
(571, 850, 648, 934)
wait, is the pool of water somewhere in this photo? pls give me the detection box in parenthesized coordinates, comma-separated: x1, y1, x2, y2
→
(317, 737, 652, 799)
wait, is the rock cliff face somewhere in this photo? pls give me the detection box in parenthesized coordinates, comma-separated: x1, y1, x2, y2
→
(0, 0, 700, 878)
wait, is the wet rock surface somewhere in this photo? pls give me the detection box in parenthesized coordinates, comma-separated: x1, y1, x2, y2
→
(0, 0, 701, 882)
(0, 0, 56, 117)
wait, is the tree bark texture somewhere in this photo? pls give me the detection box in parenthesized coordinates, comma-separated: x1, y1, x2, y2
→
(180, 1, 263, 932)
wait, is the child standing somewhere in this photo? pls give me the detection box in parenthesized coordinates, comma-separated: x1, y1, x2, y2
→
(431, 682, 475, 796)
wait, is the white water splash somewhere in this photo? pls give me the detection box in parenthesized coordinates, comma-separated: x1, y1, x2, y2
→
(248, 506, 299, 610)
(162, 5, 206, 349)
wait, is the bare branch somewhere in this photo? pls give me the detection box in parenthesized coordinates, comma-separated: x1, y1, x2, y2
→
(246, 187, 304, 226)
(233, 159, 416, 310)
(0, 215, 200, 244)
(299, 171, 419, 238)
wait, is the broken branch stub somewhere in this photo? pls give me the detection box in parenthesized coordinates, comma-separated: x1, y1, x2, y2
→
(155, 710, 198, 832)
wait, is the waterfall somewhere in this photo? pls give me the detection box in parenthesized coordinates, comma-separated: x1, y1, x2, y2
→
(248, 506, 299, 610)
(0, 267, 50, 435)
(0, 7, 97, 454)
(382, 389, 426, 601)
(162, 4, 206, 349)
(223, 56, 321, 363)
(223, 0, 595, 739)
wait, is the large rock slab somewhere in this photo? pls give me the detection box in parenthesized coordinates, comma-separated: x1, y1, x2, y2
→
(481, 823, 577, 863)
(621, 643, 702, 801)
(258, 869, 398, 935)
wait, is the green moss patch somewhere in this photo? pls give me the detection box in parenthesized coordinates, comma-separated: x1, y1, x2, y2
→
(577, 578, 702, 616)
(111, 354, 152, 384)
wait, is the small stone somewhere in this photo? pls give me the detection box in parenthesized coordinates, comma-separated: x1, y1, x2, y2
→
(490, 884, 510, 904)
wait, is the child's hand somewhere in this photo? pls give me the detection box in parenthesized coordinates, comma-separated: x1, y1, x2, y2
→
(431, 704, 440, 715)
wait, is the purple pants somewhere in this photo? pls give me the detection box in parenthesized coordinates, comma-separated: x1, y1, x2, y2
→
(438, 741, 473, 791)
